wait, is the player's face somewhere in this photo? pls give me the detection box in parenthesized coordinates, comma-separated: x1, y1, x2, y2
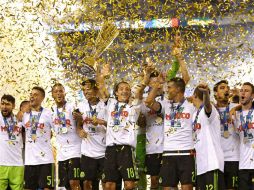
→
(82, 83, 97, 101)
(52, 86, 65, 104)
(239, 85, 254, 106)
(0, 99, 14, 117)
(20, 102, 30, 113)
(116, 83, 131, 102)
(30, 89, 44, 107)
(215, 83, 230, 102)
(167, 81, 178, 100)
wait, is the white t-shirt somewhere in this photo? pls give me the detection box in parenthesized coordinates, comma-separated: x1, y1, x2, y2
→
(141, 96, 164, 154)
(193, 105, 224, 175)
(52, 102, 81, 161)
(106, 98, 141, 148)
(162, 98, 196, 152)
(234, 109, 254, 169)
(23, 108, 54, 165)
(78, 100, 107, 159)
(0, 113, 23, 166)
(217, 103, 239, 161)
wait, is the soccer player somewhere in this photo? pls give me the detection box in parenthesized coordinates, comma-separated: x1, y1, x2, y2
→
(23, 86, 55, 190)
(192, 83, 225, 190)
(233, 82, 254, 189)
(0, 95, 24, 190)
(213, 80, 239, 190)
(96, 64, 145, 190)
(76, 79, 107, 190)
(144, 48, 194, 190)
(51, 83, 82, 190)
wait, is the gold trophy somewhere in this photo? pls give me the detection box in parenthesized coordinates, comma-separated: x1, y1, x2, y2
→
(82, 20, 119, 74)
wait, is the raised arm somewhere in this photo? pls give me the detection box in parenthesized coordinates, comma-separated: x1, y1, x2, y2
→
(198, 83, 212, 115)
(134, 59, 155, 100)
(171, 35, 190, 84)
(96, 63, 110, 101)
(174, 48, 190, 84)
(144, 73, 164, 112)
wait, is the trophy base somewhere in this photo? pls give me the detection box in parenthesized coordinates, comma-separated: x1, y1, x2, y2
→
(80, 64, 96, 79)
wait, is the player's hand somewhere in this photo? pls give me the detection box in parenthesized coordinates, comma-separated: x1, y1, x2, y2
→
(198, 83, 210, 94)
(73, 111, 83, 121)
(78, 129, 88, 139)
(101, 63, 110, 78)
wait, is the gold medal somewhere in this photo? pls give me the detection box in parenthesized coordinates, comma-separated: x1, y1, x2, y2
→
(92, 115, 97, 125)
(61, 127, 68, 134)
(113, 125, 119, 132)
(223, 131, 230, 138)
(31, 134, 37, 141)
(155, 117, 163, 125)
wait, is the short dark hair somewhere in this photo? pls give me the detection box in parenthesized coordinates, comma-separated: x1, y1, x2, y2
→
(231, 95, 239, 104)
(150, 70, 159, 78)
(1, 94, 15, 105)
(81, 79, 98, 90)
(19, 100, 29, 110)
(243, 82, 254, 94)
(113, 81, 130, 97)
(213, 80, 228, 92)
(32, 86, 45, 98)
(52, 83, 65, 92)
(168, 77, 186, 93)
(194, 85, 211, 100)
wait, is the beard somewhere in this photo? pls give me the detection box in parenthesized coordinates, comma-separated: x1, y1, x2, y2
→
(241, 97, 253, 106)
(1, 110, 12, 118)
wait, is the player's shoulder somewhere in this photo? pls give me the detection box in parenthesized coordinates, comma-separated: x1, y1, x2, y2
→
(42, 107, 52, 115)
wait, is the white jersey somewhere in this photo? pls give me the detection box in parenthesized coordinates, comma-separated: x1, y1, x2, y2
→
(0, 113, 23, 166)
(78, 100, 107, 159)
(217, 103, 239, 161)
(162, 98, 196, 152)
(141, 96, 164, 154)
(52, 102, 81, 161)
(23, 108, 54, 165)
(234, 109, 254, 169)
(193, 105, 224, 175)
(106, 98, 141, 148)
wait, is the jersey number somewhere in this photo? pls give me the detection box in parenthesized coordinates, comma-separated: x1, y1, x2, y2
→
(127, 168, 135, 178)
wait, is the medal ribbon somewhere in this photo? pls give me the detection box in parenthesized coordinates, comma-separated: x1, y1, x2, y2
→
(113, 102, 126, 126)
(88, 102, 97, 118)
(192, 104, 204, 131)
(239, 108, 253, 138)
(30, 107, 43, 136)
(56, 104, 66, 130)
(170, 98, 185, 127)
(217, 106, 230, 132)
(3, 115, 16, 140)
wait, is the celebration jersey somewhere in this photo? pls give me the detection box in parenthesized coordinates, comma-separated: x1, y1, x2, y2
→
(217, 103, 239, 161)
(52, 102, 81, 161)
(23, 108, 54, 165)
(162, 98, 196, 152)
(193, 105, 224, 175)
(78, 100, 107, 158)
(106, 98, 141, 148)
(141, 96, 164, 154)
(0, 113, 23, 166)
(234, 108, 254, 169)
